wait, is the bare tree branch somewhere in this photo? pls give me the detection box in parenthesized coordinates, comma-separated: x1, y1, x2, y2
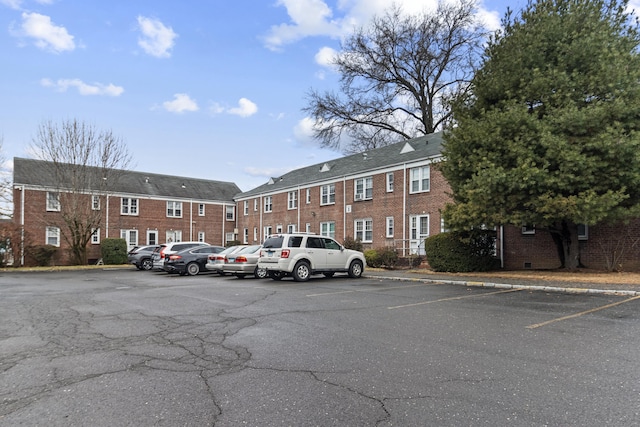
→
(304, 0, 486, 153)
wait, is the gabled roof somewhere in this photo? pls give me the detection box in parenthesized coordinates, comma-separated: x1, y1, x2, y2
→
(13, 157, 241, 203)
(236, 132, 444, 199)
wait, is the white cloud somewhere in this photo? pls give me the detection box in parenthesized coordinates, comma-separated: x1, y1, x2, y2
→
(228, 98, 258, 117)
(1, 0, 22, 9)
(40, 78, 124, 96)
(137, 16, 177, 58)
(162, 93, 199, 113)
(211, 98, 258, 118)
(265, 0, 508, 50)
(16, 12, 75, 53)
(293, 116, 317, 146)
(315, 46, 337, 67)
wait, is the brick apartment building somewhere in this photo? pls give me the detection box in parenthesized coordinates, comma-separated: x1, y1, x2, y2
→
(11, 133, 640, 270)
(234, 132, 452, 256)
(12, 158, 240, 266)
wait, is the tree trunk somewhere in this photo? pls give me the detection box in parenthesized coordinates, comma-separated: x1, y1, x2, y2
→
(549, 221, 581, 270)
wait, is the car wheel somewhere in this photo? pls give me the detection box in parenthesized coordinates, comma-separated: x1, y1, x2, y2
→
(348, 260, 363, 278)
(323, 272, 335, 278)
(268, 271, 284, 281)
(186, 262, 200, 276)
(292, 261, 310, 282)
(255, 266, 268, 279)
(141, 258, 153, 271)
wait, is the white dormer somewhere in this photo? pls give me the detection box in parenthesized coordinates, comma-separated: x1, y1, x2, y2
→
(268, 177, 275, 185)
(320, 163, 331, 172)
(400, 142, 415, 154)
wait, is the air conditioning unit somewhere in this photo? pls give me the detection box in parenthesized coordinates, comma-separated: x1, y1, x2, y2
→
(354, 194, 363, 201)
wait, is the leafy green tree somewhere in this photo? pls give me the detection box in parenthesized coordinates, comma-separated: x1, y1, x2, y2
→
(441, 0, 640, 269)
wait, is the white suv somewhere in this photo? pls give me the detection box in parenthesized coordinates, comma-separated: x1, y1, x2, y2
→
(257, 233, 366, 282)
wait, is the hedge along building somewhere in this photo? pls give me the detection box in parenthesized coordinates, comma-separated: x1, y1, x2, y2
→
(12, 158, 240, 266)
(234, 132, 453, 258)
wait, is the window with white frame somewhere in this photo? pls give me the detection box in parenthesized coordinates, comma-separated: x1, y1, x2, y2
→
(288, 191, 297, 210)
(166, 230, 182, 243)
(167, 201, 182, 218)
(121, 198, 138, 215)
(306, 188, 311, 204)
(287, 224, 296, 233)
(120, 229, 138, 249)
(386, 217, 394, 238)
(46, 192, 60, 211)
(254, 199, 258, 211)
(354, 219, 373, 242)
(244, 200, 249, 216)
(321, 184, 335, 205)
(198, 231, 205, 242)
(198, 203, 205, 216)
(264, 196, 273, 212)
(253, 227, 258, 241)
(276, 224, 283, 233)
(147, 230, 158, 245)
(91, 228, 100, 244)
(243, 228, 249, 244)
(386, 172, 394, 192)
(305, 223, 311, 233)
(225, 232, 235, 244)
(410, 165, 430, 193)
(91, 195, 100, 210)
(46, 226, 60, 247)
(226, 205, 235, 221)
(320, 221, 335, 238)
(578, 224, 589, 240)
(264, 226, 273, 239)
(354, 177, 373, 201)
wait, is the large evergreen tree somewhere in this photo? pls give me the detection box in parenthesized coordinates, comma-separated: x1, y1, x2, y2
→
(441, 0, 640, 269)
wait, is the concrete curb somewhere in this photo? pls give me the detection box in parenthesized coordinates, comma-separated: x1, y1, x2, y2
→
(364, 274, 640, 297)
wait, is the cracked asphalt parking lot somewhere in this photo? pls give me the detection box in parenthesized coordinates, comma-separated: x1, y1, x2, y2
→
(1, 269, 639, 426)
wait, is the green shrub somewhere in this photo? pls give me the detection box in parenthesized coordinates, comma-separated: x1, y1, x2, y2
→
(343, 237, 363, 252)
(424, 231, 500, 273)
(101, 238, 128, 265)
(377, 247, 398, 269)
(364, 249, 380, 267)
(28, 244, 58, 266)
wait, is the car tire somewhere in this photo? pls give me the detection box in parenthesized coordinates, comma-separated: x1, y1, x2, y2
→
(348, 260, 363, 278)
(268, 271, 284, 281)
(255, 266, 268, 279)
(186, 262, 200, 276)
(141, 258, 153, 271)
(323, 272, 335, 278)
(292, 261, 311, 282)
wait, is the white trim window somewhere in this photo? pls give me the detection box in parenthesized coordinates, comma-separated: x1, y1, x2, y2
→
(167, 201, 182, 218)
(276, 224, 283, 233)
(386, 172, 394, 192)
(199, 203, 205, 216)
(254, 227, 258, 241)
(264, 226, 273, 240)
(254, 199, 258, 211)
(166, 230, 182, 243)
(198, 231, 206, 242)
(225, 232, 235, 244)
(287, 224, 296, 233)
(386, 217, 394, 238)
(306, 223, 311, 233)
(321, 184, 335, 205)
(578, 224, 589, 240)
(410, 165, 430, 193)
(46, 226, 60, 247)
(244, 200, 249, 216)
(91, 195, 100, 211)
(120, 229, 138, 249)
(354, 219, 373, 242)
(91, 228, 100, 244)
(288, 191, 298, 210)
(354, 177, 373, 201)
(243, 228, 249, 244)
(306, 188, 311, 204)
(264, 196, 273, 213)
(121, 198, 138, 215)
(320, 221, 335, 238)
(226, 205, 235, 221)
(147, 230, 158, 245)
(46, 192, 60, 211)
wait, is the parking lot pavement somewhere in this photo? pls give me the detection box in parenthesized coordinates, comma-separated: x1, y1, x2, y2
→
(364, 268, 640, 296)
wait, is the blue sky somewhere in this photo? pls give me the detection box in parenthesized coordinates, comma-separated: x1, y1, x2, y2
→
(0, 0, 590, 192)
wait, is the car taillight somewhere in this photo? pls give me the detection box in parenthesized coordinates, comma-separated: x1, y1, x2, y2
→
(281, 249, 290, 258)
(169, 255, 181, 260)
(208, 255, 216, 260)
(160, 248, 166, 259)
(235, 256, 248, 263)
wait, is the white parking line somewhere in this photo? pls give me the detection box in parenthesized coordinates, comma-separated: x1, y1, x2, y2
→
(387, 288, 522, 309)
(526, 295, 640, 329)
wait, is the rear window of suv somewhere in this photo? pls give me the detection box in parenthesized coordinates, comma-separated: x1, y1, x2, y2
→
(262, 235, 304, 249)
